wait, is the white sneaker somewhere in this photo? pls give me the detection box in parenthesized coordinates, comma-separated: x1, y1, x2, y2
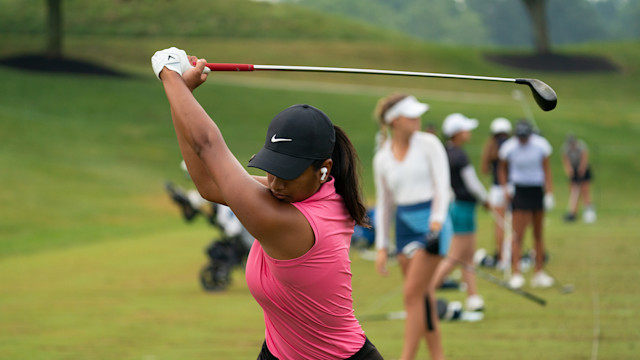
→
(583, 207, 597, 224)
(465, 294, 485, 312)
(508, 273, 525, 289)
(460, 311, 484, 322)
(443, 301, 463, 321)
(473, 248, 487, 266)
(531, 271, 555, 288)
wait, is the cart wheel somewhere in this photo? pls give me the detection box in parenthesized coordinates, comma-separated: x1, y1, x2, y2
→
(199, 262, 231, 292)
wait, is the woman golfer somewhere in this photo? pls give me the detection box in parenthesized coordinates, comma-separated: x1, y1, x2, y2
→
(561, 134, 596, 223)
(498, 120, 555, 289)
(152, 47, 383, 360)
(372, 93, 452, 360)
(433, 113, 488, 312)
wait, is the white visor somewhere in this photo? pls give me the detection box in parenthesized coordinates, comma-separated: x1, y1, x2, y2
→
(384, 96, 429, 124)
(442, 113, 478, 138)
(490, 117, 512, 134)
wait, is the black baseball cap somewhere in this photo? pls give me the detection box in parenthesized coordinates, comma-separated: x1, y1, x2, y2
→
(515, 119, 534, 137)
(248, 104, 336, 180)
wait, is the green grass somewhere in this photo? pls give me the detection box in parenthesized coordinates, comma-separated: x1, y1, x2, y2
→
(1, 31, 639, 359)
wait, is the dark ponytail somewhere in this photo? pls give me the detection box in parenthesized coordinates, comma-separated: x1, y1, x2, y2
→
(313, 126, 368, 226)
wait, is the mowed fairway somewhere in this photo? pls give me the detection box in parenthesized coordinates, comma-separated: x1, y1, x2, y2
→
(1, 35, 639, 359)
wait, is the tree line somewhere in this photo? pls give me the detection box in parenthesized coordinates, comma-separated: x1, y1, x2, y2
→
(292, 0, 639, 52)
(36, 0, 640, 59)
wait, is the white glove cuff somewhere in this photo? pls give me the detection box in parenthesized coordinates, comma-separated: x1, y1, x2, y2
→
(151, 47, 191, 80)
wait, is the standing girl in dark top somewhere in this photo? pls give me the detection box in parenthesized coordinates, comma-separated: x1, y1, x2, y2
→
(433, 113, 489, 312)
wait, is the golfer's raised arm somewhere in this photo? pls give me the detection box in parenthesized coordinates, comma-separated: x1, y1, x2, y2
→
(160, 65, 248, 201)
(157, 60, 311, 255)
(170, 107, 268, 205)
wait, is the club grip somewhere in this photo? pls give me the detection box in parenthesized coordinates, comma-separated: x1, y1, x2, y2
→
(205, 63, 254, 71)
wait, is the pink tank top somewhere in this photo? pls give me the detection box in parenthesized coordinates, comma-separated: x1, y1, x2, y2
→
(246, 179, 365, 359)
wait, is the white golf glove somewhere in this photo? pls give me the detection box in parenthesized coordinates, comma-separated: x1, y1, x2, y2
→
(151, 47, 193, 79)
(544, 192, 555, 210)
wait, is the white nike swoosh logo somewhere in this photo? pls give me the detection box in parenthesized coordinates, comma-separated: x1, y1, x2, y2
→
(271, 135, 292, 143)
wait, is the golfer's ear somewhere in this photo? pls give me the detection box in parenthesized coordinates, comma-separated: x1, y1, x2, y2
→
(322, 159, 333, 175)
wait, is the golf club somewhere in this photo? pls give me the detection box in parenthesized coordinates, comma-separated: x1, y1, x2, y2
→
(447, 256, 547, 306)
(543, 268, 576, 294)
(512, 89, 539, 129)
(488, 207, 513, 280)
(489, 209, 574, 294)
(205, 63, 558, 111)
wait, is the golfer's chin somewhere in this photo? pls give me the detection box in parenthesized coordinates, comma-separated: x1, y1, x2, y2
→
(271, 191, 291, 203)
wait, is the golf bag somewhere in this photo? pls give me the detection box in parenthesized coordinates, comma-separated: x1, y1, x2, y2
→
(165, 181, 253, 292)
(351, 208, 376, 250)
(200, 232, 251, 292)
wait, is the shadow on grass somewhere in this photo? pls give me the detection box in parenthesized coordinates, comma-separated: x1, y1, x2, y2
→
(485, 52, 620, 73)
(0, 53, 130, 77)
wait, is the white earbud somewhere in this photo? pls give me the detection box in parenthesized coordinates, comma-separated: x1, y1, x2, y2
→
(320, 167, 328, 181)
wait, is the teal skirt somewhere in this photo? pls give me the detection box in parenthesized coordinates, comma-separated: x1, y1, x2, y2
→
(395, 201, 452, 256)
(450, 200, 477, 234)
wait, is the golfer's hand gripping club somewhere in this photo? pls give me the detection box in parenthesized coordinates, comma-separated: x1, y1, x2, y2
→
(151, 47, 210, 79)
(425, 230, 440, 255)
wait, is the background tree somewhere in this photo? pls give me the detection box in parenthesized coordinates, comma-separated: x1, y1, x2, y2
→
(547, 0, 608, 45)
(522, 0, 550, 54)
(3, 0, 632, 59)
(608, 0, 640, 39)
(295, 0, 489, 46)
(46, 0, 63, 59)
(292, 0, 635, 51)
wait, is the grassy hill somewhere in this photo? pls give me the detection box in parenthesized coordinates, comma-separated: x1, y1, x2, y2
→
(1, 2, 639, 359)
(0, 0, 409, 41)
(1, 34, 638, 253)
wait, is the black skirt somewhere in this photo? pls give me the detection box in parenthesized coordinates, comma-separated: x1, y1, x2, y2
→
(257, 337, 384, 360)
(512, 185, 544, 211)
(571, 166, 592, 183)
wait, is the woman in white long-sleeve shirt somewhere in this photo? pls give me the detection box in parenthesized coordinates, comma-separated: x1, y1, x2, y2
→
(373, 93, 452, 360)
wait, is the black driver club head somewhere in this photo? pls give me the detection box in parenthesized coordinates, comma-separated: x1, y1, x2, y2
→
(516, 78, 558, 111)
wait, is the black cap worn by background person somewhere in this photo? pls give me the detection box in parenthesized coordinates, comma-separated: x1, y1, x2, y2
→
(515, 120, 534, 137)
(248, 104, 336, 180)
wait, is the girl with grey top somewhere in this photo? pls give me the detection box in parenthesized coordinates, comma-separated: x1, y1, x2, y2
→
(562, 134, 596, 223)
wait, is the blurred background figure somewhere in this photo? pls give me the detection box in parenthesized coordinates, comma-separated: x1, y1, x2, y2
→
(561, 134, 596, 223)
(433, 113, 489, 312)
(373, 93, 451, 360)
(498, 119, 555, 290)
(480, 117, 513, 270)
(423, 122, 437, 135)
